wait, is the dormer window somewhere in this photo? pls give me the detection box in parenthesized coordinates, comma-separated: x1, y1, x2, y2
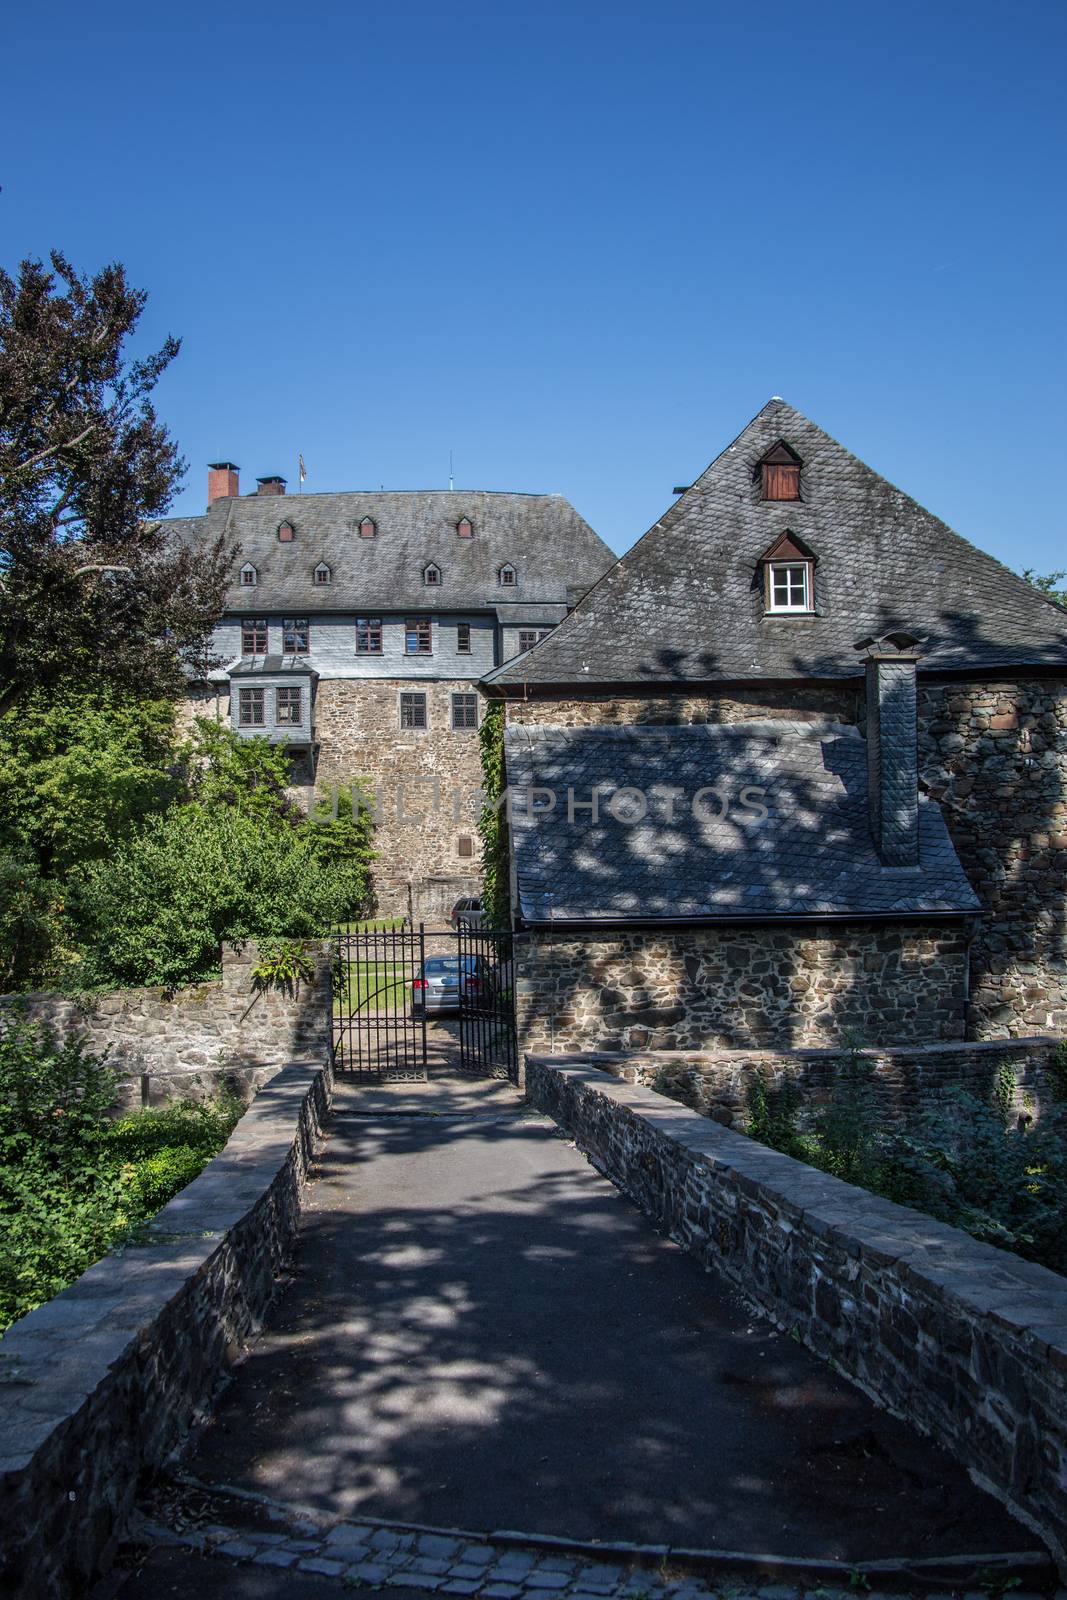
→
(758, 532, 816, 615)
(359, 516, 376, 539)
(456, 516, 473, 539)
(757, 442, 802, 501)
(767, 562, 811, 612)
(314, 562, 332, 586)
(498, 563, 516, 587)
(423, 562, 441, 587)
(239, 563, 258, 587)
(277, 520, 295, 542)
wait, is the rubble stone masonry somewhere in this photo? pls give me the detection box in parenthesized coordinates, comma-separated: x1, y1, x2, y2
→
(309, 678, 484, 921)
(514, 923, 969, 1059)
(505, 675, 1067, 1040)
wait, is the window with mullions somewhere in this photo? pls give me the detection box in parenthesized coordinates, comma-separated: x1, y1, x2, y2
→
(457, 622, 472, 654)
(356, 616, 382, 654)
(518, 628, 551, 652)
(452, 693, 478, 730)
(276, 686, 303, 725)
(238, 687, 264, 727)
(767, 562, 811, 613)
(400, 691, 427, 729)
(282, 617, 309, 653)
(405, 617, 432, 654)
(242, 618, 268, 655)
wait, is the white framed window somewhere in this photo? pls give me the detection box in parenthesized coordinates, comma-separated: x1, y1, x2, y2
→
(498, 563, 516, 587)
(314, 562, 331, 586)
(766, 561, 812, 613)
(240, 563, 258, 586)
(423, 562, 441, 586)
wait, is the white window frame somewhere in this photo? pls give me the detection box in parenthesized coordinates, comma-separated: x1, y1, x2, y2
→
(766, 561, 812, 614)
(239, 563, 258, 587)
(313, 563, 331, 586)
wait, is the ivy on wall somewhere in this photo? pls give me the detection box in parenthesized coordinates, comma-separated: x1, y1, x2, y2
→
(477, 702, 510, 929)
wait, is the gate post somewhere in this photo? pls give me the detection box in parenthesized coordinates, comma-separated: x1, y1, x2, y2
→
(418, 922, 428, 1071)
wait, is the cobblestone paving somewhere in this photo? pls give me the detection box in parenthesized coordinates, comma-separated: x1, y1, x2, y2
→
(135, 1501, 1054, 1600)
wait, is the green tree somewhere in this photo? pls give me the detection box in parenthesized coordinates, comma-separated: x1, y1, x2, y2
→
(0, 251, 231, 705)
(0, 685, 177, 877)
(75, 803, 368, 988)
(1021, 568, 1067, 606)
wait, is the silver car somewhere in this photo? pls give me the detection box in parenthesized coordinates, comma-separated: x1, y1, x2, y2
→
(411, 955, 494, 1015)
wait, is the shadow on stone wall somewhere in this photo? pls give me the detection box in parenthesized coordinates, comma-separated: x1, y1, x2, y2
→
(0, 940, 333, 1110)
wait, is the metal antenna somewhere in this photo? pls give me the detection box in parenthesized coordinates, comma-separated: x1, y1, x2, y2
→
(449, 450, 454, 492)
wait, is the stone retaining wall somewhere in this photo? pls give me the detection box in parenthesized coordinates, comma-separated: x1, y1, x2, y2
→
(591, 1035, 1060, 1130)
(525, 1058, 1067, 1568)
(0, 1055, 333, 1600)
(514, 923, 969, 1058)
(0, 942, 331, 1110)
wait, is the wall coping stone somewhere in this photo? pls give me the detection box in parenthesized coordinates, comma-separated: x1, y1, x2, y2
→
(526, 1056, 1067, 1567)
(0, 1053, 333, 1597)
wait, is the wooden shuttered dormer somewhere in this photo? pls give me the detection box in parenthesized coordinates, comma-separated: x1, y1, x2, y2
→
(759, 441, 801, 501)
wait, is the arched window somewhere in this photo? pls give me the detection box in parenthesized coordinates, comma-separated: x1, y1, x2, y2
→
(239, 563, 258, 586)
(277, 520, 295, 542)
(498, 563, 517, 587)
(358, 516, 376, 539)
(314, 562, 332, 586)
(756, 442, 802, 502)
(456, 516, 473, 539)
(423, 562, 441, 587)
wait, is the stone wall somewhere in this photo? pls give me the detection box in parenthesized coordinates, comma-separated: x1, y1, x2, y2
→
(1, 943, 331, 1110)
(916, 679, 1067, 1037)
(526, 1059, 1067, 1567)
(0, 1055, 333, 1600)
(502, 675, 1067, 1042)
(514, 924, 969, 1062)
(590, 1035, 1059, 1131)
(314, 677, 483, 919)
(506, 684, 859, 728)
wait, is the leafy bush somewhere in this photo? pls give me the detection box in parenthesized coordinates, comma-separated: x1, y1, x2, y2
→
(0, 857, 72, 992)
(0, 1014, 241, 1331)
(75, 802, 368, 988)
(745, 1051, 1067, 1276)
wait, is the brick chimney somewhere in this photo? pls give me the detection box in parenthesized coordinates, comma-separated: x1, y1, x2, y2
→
(854, 630, 923, 868)
(256, 475, 287, 496)
(207, 462, 240, 506)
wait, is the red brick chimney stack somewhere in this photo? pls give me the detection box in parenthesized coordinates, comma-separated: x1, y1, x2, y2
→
(207, 462, 240, 506)
(256, 475, 287, 496)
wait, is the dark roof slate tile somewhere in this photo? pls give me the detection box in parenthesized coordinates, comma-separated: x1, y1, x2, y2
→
(504, 722, 981, 924)
(163, 490, 613, 614)
(487, 399, 1067, 687)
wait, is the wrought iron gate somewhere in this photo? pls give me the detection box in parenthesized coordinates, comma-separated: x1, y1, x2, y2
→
(332, 924, 428, 1079)
(457, 923, 517, 1079)
(332, 922, 518, 1081)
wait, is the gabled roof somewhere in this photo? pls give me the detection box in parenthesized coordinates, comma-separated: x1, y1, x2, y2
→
(163, 490, 613, 615)
(505, 722, 980, 925)
(485, 399, 1067, 688)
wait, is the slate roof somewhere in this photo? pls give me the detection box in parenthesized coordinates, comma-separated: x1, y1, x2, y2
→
(504, 722, 981, 925)
(227, 654, 318, 678)
(163, 490, 613, 615)
(486, 399, 1067, 687)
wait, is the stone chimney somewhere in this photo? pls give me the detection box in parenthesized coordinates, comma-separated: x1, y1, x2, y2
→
(207, 462, 240, 506)
(256, 475, 287, 496)
(854, 630, 923, 868)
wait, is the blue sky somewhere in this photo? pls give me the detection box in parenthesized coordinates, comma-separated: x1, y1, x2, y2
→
(4, 0, 1066, 567)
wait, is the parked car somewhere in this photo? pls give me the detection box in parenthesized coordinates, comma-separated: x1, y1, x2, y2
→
(411, 954, 495, 1015)
(450, 896, 486, 929)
